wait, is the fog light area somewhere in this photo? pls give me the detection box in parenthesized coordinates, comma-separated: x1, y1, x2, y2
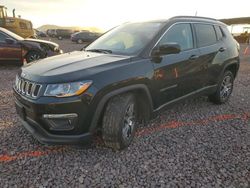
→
(42, 113, 78, 131)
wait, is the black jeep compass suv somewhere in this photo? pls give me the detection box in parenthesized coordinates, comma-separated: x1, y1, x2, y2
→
(14, 16, 240, 150)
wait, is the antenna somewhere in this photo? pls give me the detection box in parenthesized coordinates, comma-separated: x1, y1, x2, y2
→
(195, 11, 198, 16)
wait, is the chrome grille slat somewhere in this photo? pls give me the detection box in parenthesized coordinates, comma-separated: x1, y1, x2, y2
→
(21, 81, 26, 94)
(18, 78, 22, 92)
(25, 81, 29, 95)
(27, 83, 32, 95)
(15, 76, 42, 99)
(32, 85, 41, 97)
(30, 84, 36, 96)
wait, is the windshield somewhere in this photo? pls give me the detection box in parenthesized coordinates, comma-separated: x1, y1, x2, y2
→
(85, 22, 164, 55)
(1, 27, 24, 40)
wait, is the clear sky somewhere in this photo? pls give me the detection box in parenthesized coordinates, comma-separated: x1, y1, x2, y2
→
(2, 0, 250, 31)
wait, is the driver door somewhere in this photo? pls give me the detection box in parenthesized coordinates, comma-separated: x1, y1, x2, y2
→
(152, 23, 202, 108)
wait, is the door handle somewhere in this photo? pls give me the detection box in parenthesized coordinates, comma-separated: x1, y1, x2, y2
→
(189, 55, 199, 60)
(219, 47, 226, 52)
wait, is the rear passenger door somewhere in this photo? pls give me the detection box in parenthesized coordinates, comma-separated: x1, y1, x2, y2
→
(212, 25, 229, 84)
(194, 23, 225, 87)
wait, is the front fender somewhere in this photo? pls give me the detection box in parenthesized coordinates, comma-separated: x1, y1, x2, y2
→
(88, 84, 153, 133)
(21, 42, 46, 58)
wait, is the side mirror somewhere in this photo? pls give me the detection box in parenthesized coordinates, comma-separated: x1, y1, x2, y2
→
(5, 38, 16, 44)
(152, 43, 181, 56)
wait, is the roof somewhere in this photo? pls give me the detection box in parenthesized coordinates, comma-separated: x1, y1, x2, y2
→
(171, 16, 217, 21)
(169, 16, 227, 26)
(219, 17, 250, 25)
(127, 16, 225, 26)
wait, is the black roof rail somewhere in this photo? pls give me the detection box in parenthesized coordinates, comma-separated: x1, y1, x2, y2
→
(170, 16, 217, 21)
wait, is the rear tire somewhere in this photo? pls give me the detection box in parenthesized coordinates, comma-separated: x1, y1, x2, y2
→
(209, 71, 234, 104)
(102, 93, 137, 150)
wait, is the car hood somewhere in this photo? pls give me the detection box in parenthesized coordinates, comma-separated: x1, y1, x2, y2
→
(21, 51, 131, 83)
(23, 38, 59, 47)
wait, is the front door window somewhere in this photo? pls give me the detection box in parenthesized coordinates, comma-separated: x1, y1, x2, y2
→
(159, 23, 194, 51)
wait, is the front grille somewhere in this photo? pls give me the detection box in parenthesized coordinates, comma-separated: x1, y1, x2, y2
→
(15, 76, 42, 99)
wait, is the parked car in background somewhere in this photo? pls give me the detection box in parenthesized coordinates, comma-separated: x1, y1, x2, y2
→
(71, 31, 100, 43)
(47, 29, 56, 37)
(55, 29, 74, 40)
(0, 27, 63, 64)
(36, 30, 47, 37)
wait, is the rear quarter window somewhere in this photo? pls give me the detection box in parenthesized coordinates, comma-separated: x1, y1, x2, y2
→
(194, 24, 217, 47)
(221, 26, 234, 39)
(214, 25, 223, 40)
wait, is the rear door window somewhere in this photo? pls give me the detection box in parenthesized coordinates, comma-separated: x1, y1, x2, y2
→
(194, 24, 217, 47)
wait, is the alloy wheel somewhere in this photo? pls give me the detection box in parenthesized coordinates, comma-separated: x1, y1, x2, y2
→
(28, 53, 40, 62)
(220, 75, 233, 100)
(122, 103, 136, 141)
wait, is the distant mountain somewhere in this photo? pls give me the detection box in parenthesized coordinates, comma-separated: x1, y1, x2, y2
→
(37, 24, 103, 33)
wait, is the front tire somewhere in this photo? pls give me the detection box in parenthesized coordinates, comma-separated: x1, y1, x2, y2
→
(102, 93, 137, 150)
(77, 39, 83, 44)
(209, 71, 234, 104)
(25, 51, 41, 63)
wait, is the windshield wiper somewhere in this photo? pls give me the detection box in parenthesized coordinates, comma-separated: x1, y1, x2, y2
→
(85, 49, 112, 54)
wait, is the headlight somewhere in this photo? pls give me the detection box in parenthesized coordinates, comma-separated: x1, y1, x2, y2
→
(44, 81, 92, 97)
(54, 46, 59, 51)
(54, 46, 63, 53)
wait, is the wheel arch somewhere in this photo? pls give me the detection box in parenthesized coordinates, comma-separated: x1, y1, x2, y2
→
(88, 84, 153, 133)
(223, 62, 239, 79)
(219, 60, 239, 82)
(25, 50, 45, 62)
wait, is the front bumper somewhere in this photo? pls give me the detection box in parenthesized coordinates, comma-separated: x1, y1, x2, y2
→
(13, 89, 94, 145)
(20, 117, 91, 145)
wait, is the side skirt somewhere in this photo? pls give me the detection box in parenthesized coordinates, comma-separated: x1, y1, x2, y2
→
(153, 84, 217, 113)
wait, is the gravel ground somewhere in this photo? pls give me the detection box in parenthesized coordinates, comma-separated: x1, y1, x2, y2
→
(0, 40, 249, 187)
